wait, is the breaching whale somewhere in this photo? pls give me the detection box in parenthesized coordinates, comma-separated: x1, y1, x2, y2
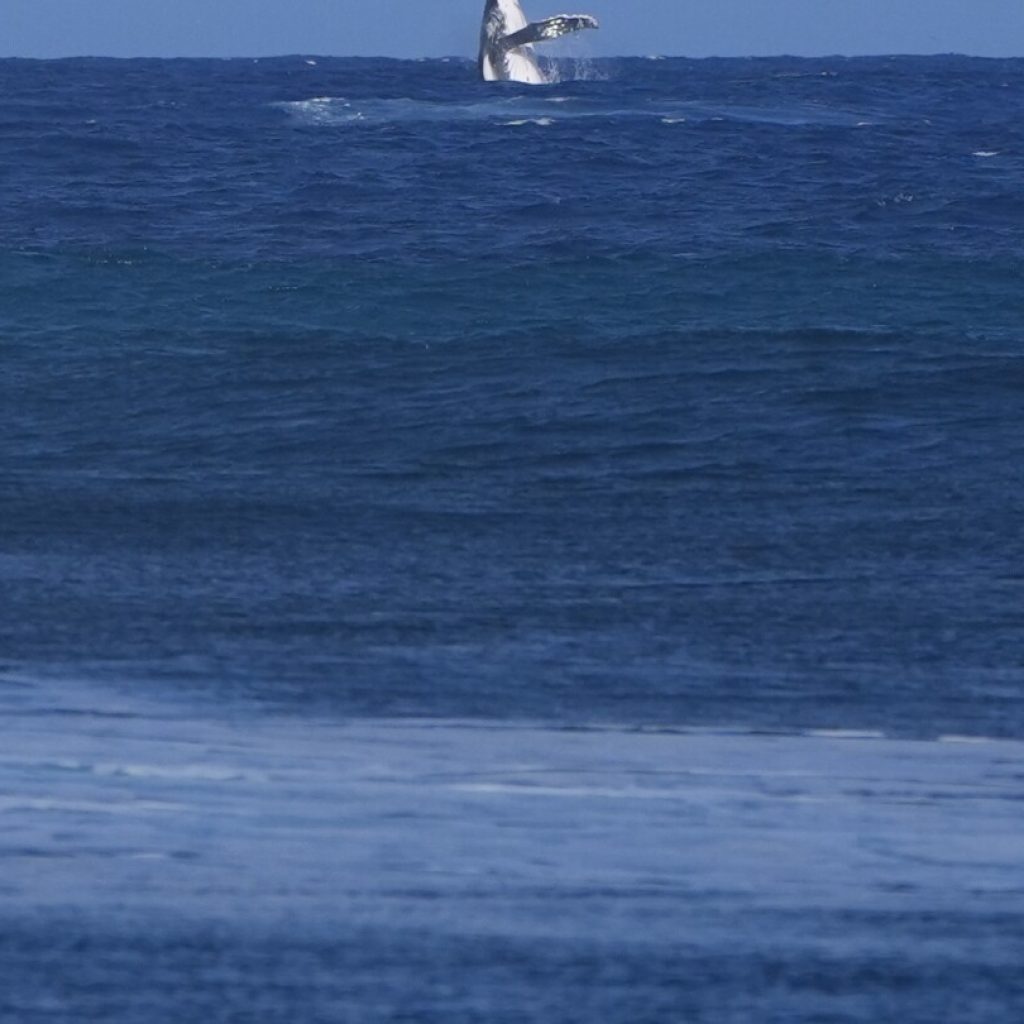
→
(479, 0, 599, 85)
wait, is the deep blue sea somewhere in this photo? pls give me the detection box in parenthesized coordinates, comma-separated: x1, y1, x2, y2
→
(2, 55, 1024, 1023)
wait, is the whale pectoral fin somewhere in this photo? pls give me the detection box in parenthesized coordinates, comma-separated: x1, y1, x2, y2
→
(501, 14, 599, 50)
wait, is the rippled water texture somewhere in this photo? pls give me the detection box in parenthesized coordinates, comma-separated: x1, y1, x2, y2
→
(2, 675, 1023, 1023)
(3, 54, 1024, 1024)
(2, 55, 1024, 733)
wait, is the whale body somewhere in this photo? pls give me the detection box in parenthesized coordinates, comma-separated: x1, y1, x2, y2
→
(479, 0, 599, 85)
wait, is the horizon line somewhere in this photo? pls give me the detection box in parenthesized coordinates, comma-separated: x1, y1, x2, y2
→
(2, 51, 1022, 61)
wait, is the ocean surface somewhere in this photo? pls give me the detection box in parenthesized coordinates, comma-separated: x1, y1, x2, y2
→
(2, 54, 1024, 1022)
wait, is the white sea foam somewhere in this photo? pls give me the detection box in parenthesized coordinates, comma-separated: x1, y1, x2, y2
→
(453, 782, 694, 799)
(276, 97, 365, 124)
(0, 796, 185, 815)
(54, 760, 267, 782)
(275, 96, 867, 130)
(806, 728, 886, 740)
(553, 58, 608, 83)
(2, 674, 1022, 930)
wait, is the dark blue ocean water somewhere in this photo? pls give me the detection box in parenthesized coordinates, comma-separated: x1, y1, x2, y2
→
(3, 49, 1024, 1024)
(3, 54, 1023, 734)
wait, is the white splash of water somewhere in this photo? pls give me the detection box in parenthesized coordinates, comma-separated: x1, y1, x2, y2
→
(501, 117, 555, 127)
(546, 57, 608, 84)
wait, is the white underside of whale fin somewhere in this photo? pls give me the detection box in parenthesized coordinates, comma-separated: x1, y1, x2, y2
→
(503, 47, 548, 85)
(481, 47, 546, 85)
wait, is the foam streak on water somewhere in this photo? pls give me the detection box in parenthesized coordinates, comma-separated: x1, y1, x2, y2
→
(2, 675, 1024, 1021)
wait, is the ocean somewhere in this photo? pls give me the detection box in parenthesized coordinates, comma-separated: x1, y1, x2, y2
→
(1, 54, 1023, 1021)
